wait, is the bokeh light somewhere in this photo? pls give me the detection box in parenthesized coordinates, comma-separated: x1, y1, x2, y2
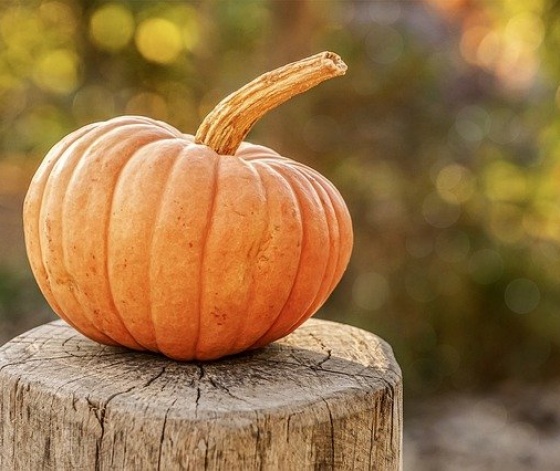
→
(435, 163, 475, 204)
(422, 192, 461, 228)
(33, 49, 80, 94)
(135, 18, 183, 64)
(89, 4, 135, 52)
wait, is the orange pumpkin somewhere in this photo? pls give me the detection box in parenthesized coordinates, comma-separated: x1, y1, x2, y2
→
(23, 52, 353, 360)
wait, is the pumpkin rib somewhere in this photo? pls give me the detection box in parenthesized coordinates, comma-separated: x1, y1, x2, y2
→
(238, 154, 289, 163)
(262, 160, 352, 298)
(145, 144, 218, 359)
(287, 174, 343, 334)
(235, 142, 281, 160)
(286, 167, 337, 330)
(38, 122, 141, 344)
(147, 144, 187, 354)
(288, 181, 350, 334)
(27, 123, 111, 340)
(228, 158, 303, 353)
(98, 115, 183, 141)
(246, 161, 306, 349)
(228, 158, 270, 352)
(281, 159, 353, 288)
(309, 177, 343, 297)
(125, 115, 183, 138)
(312, 177, 353, 293)
(193, 154, 221, 358)
(194, 155, 272, 359)
(264, 163, 332, 332)
(63, 127, 174, 347)
(103, 136, 183, 351)
(61, 125, 176, 349)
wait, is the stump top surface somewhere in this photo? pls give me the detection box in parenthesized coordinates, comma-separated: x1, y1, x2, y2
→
(0, 318, 400, 421)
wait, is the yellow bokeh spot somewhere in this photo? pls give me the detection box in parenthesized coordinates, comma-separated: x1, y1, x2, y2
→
(90, 4, 135, 52)
(483, 160, 528, 203)
(436, 163, 475, 204)
(0, 7, 41, 50)
(135, 18, 183, 64)
(504, 13, 544, 52)
(33, 49, 80, 94)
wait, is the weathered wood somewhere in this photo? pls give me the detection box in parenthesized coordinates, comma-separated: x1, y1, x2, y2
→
(0, 318, 402, 470)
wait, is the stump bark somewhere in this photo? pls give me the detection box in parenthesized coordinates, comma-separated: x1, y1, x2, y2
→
(0, 318, 402, 470)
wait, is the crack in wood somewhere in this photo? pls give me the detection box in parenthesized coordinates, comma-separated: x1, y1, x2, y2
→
(315, 349, 332, 368)
(256, 357, 399, 384)
(207, 376, 253, 407)
(321, 397, 336, 470)
(144, 365, 167, 389)
(195, 364, 205, 418)
(156, 395, 177, 471)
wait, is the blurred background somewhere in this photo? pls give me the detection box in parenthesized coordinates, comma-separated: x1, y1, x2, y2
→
(1, 0, 560, 468)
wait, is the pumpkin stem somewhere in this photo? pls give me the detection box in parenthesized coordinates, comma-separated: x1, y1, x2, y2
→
(194, 51, 347, 156)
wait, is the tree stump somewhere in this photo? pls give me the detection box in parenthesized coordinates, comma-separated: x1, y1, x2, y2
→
(0, 318, 402, 470)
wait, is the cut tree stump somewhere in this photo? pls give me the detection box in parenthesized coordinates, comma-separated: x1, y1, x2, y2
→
(0, 318, 402, 470)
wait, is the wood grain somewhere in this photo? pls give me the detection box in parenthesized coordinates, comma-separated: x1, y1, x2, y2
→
(0, 318, 402, 470)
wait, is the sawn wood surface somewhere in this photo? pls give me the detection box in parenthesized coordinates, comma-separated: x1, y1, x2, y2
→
(0, 318, 402, 470)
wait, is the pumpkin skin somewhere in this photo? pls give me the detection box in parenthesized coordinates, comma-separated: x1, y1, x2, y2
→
(23, 115, 353, 360)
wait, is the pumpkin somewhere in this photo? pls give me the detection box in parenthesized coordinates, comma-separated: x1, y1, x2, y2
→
(23, 52, 353, 360)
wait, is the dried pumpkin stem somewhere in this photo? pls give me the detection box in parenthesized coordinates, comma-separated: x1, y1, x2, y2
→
(194, 51, 347, 156)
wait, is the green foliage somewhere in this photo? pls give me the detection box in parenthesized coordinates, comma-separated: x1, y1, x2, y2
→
(0, 265, 53, 345)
